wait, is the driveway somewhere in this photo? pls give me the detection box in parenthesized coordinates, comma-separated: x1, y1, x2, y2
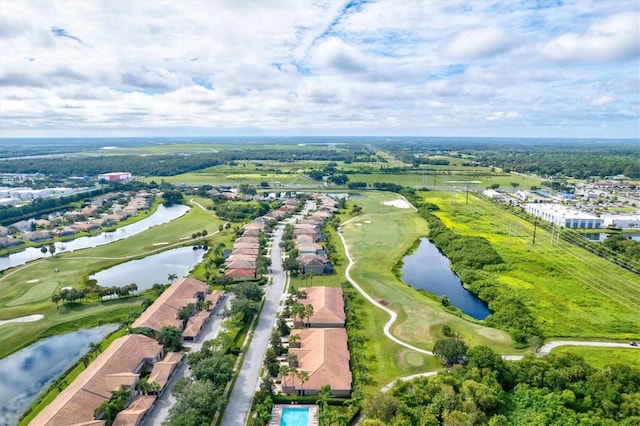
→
(142, 294, 234, 425)
(220, 224, 287, 426)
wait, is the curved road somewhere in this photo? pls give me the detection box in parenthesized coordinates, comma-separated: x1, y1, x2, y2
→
(336, 196, 639, 387)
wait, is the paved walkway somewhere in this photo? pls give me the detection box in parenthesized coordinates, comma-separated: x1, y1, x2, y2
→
(142, 294, 233, 425)
(220, 225, 288, 426)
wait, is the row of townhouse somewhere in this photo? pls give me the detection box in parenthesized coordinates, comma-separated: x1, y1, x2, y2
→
(224, 224, 263, 279)
(31, 278, 223, 426)
(282, 286, 352, 397)
(294, 194, 338, 275)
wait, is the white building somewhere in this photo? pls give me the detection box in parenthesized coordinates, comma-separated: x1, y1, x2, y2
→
(0, 197, 20, 206)
(525, 203, 602, 229)
(97, 172, 132, 182)
(601, 214, 640, 229)
(483, 189, 507, 201)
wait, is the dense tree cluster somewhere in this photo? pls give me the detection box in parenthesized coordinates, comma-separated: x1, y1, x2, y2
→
(603, 235, 640, 262)
(364, 345, 640, 425)
(214, 201, 270, 222)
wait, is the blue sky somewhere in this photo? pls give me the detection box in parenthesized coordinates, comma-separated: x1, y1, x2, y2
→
(0, 0, 638, 138)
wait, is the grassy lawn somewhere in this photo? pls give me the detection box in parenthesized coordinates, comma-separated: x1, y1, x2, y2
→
(553, 346, 640, 370)
(343, 191, 515, 358)
(423, 191, 640, 340)
(0, 200, 226, 358)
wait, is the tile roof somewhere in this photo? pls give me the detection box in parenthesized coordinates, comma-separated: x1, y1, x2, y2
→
(148, 352, 183, 389)
(225, 268, 256, 279)
(283, 328, 351, 392)
(112, 395, 156, 426)
(132, 278, 208, 332)
(30, 334, 163, 426)
(181, 310, 212, 339)
(298, 287, 345, 326)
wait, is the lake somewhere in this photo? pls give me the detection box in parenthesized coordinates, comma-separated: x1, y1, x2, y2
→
(0, 324, 118, 426)
(581, 233, 640, 242)
(401, 238, 490, 320)
(90, 246, 206, 291)
(0, 204, 189, 272)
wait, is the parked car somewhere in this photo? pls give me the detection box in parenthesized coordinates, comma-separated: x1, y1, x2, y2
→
(631, 341, 638, 347)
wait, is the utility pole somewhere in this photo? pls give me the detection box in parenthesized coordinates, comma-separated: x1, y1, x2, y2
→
(532, 218, 537, 244)
(465, 186, 469, 205)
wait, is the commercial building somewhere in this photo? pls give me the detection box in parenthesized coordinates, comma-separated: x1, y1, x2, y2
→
(97, 172, 132, 182)
(524, 203, 601, 229)
(601, 214, 640, 229)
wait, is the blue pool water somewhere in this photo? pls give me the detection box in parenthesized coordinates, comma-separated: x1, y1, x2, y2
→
(280, 407, 309, 426)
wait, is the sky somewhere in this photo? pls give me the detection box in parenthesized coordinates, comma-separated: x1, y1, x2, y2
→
(0, 0, 639, 139)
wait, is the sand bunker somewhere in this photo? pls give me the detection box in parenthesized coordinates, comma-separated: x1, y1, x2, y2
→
(27, 279, 40, 283)
(0, 314, 44, 326)
(364, 220, 372, 224)
(152, 242, 169, 246)
(355, 223, 363, 226)
(382, 199, 412, 209)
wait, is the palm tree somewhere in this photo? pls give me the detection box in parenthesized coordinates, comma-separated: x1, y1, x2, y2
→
(288, 333, 301, 348)
(51, 377, 67, 393)
(88, 342, 102, 358)
(167, 273, 178, 283)
(95, 400, 120, 425)
(296, 370, 310, 396)
(316, 385, 332, 426)
(136, 378, 161, 395)
(110, 386, 131, 408)
(81, 354, 91, 367)
(304, 303, 314, 327)
(286, 352, 298, 368)
(308, 270, 315, 286)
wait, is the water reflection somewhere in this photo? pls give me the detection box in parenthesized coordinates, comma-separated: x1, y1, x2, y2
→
(0, 324, 118, 426)
(401, 238, 490, 320)
(0, 205, 189, 272)
(91, 246, 206, 291)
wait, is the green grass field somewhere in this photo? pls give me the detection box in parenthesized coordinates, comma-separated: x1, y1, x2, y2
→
(552, 346, 640, 370)
(423, 191, 640, 340)
(339, 192, 517, 375)
(0, 200, 227, 358)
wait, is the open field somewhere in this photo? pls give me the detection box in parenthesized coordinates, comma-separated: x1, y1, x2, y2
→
(0, 200, 226, 358)
(423, 191, 640, 340)
(340, 191, 516, 361)
(553, 346, 640, 370)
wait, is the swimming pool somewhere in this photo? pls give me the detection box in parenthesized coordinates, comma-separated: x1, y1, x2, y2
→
(280, 407, 309, 426)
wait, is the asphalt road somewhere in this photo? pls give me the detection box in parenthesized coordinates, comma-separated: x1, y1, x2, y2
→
(142, 294, 234, 426)
(220, 224, 287, 426)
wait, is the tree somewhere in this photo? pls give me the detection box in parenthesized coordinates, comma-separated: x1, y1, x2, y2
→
(433, 338, 468, 365)
(288, 333, 301, 348)
(304, 303, 315, 326)
(136, 378, 161, 395)
(316, 384, 332, 426)
(40, 246, 48, 256)
(51, 377, 67, 393)
(297, 369, 310, 396)
(51, 293, 61, 308)
(88, 342, 102, 358)
(157, 325, 182, 352)
(233, 281, 263, 302)
(48, 243, 56, 256)
(167, 273, 178, 283)
(363, 392, 400, 424)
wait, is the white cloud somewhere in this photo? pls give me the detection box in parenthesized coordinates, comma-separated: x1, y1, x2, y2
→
(591, 96, 613, 106)
(441, 26, 514, 60)
(0, 0, 638, 138)
(540, 12, 640, 63)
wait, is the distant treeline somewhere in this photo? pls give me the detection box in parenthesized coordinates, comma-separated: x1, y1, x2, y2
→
(0, 148, 381, 178)
(377, 139, 640, 179)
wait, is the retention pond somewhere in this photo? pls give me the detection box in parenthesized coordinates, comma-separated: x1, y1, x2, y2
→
(401, 238, 490, 320)
(0, 324, 118, 426)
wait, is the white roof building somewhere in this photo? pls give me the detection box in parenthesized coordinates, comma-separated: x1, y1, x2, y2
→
(601, 214, 640, 229)
(525, 203, 602, 229)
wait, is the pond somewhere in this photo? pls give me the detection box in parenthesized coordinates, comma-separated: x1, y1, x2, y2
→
(0, 324, 118, 426)
(0, 204, 190, 272)
(90, 246, 206, 291)
(401, 238, 490, 320)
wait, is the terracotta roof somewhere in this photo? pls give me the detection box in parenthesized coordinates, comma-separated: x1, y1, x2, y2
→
(30, 334, 163, 426)
(235, 236, 260, 244)
(283, 328, 351, 392)
(243, 223, 265, 230)
(298, 287, 345, 326)
(234, 242, 260, 249)
(205, 290, 224, 307)
(225, 260, 257, 269)
(230, 248, 259, 256)
(225, 268, 256, 279)
(112, 395, 156, 426)
(148, 352, 183, 389)
(295, 235, 315, 244)
(181, 310, 212, 339)
(132, 278, 209, 332)
(242, 229, 262, 237)
(225, 254, 257, 263)
(297, 255, 330, 267)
